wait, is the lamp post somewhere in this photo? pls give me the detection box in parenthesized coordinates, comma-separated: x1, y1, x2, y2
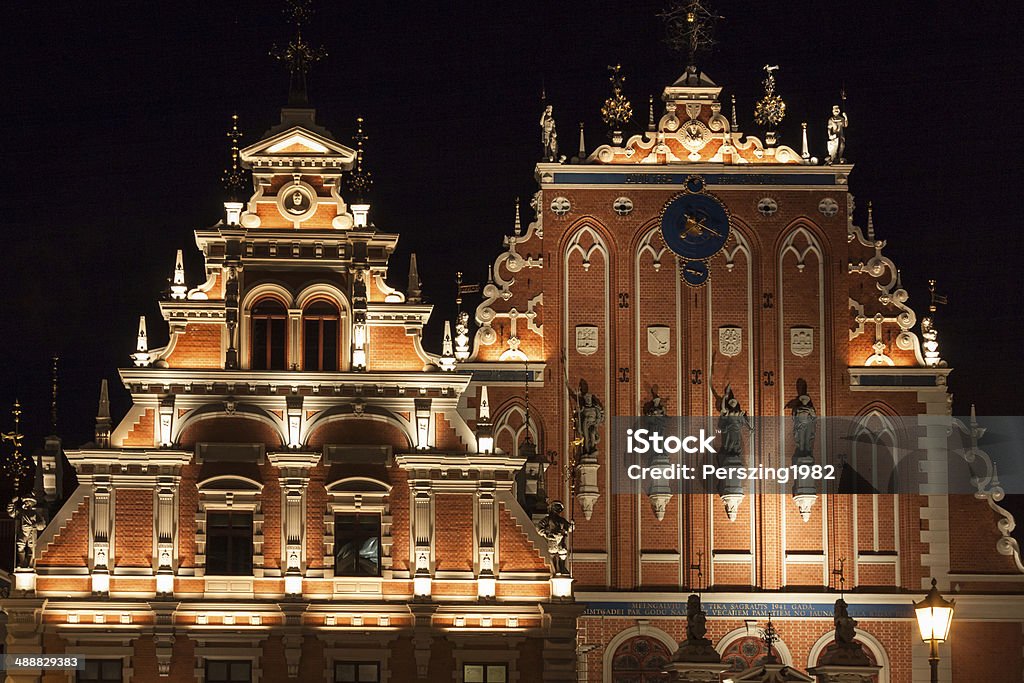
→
(915, 578, 955, 683)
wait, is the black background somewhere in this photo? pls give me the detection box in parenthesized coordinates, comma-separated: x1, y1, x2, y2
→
(1, 1, 1021, 455)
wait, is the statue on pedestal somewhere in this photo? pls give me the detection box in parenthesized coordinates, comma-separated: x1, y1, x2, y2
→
(642, 385, 668, 434)
(541, 104, 559, 162)
(569, 380, 604, 456)
(825, 103, 848, 164)
(7, 495, 46, 569)
(817, 598, 872, 666)
(716, 384, 752, 456)
(673, 594, 721, 663)
(788, 390, 817, 456)
(536, 500, 574, 575)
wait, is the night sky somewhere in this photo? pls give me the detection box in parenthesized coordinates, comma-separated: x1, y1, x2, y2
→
(2, 1, 1021, 453)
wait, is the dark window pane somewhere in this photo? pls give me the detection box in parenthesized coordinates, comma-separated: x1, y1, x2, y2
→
(269, 318, 287, 370)
(334, 661, 379, 683)
(206, 660, 251, 683)
(77, 659, 122, 683)
(206, 512, 253, 575)
(334, 513, 382, 576)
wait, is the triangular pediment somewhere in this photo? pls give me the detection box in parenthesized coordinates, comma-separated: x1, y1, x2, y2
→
(241, 125, 356, 168)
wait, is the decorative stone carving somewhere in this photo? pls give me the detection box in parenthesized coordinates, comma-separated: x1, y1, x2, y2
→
(672, 594, 721, 663)
(536, 500, 574, 575)
(647, 325, 670, 356)
(540, 104, 558, 162)
(790, 326, 813, 357)
(757, 197, 778, 216)
(718, 326, 742, 357)
(714, 384, 751, 523)
(825, 104, 849, 165)
(575, 325, 598, 355)
(7, 496, 46, 569)
(786, 384, 817, 456)
(818, 197, 839, 217)
(569, 380, 605, 456)
(550, 196, 571, 216)
(613, 196, 634, 215)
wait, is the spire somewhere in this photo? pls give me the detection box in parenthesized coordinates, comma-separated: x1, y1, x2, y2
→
(270, 0, 326, 107)
(170, 249, 188, 300)
(479, 386, 491, 421)
(95, 379, 111, 448)
(439, 321, 457, 372)
(513, 197, 522, 236)
(347, 116, 373, 205)
(801, 121, 810, 160)
(866, 201, 875, 241)
(49, 356, 59, 436)
(407, 253, 422, 303)
(132, 316, 152, 367)
(577, 122, 586, 160)
(647, 95, 656, 132)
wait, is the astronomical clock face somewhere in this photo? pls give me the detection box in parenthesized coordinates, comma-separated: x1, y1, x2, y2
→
(660, 177, 731, 287)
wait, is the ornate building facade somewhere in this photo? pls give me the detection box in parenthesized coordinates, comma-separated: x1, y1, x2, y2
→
(2, 24, 1023, 683)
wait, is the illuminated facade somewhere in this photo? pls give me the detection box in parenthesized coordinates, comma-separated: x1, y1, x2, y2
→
(2, 35, 1022, 683)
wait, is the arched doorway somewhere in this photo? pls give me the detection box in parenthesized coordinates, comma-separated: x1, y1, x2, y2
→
(610, 636, 671, 683)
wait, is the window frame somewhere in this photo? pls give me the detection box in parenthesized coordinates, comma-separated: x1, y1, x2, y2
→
(461, 662, 508, 683)
(302, 300, 341, 371)
(250, 297, 289, 371)
(333, 511, 383, 577)
(323, 476, 392, 581)
(205, 510, 255, 576)
(204, 659, 253, 683)
(333, 660, 381, 683)
(76, 659, 123, 683)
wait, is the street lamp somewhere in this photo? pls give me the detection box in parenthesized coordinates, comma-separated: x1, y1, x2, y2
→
(915, 578, 955, 683)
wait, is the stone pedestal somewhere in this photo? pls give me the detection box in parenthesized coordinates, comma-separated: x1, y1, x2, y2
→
(540, 602, 585, 682)
(732, 662, 815, 682)
(807, 664, 882, 683)
(665, 660, 731, 682)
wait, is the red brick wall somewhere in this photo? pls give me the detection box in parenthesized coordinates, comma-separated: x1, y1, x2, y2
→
(165, 323, 222, 368)
(37, 498, 89, 567)
(114, 488, 153, 567)
(435, 494, 474, 572)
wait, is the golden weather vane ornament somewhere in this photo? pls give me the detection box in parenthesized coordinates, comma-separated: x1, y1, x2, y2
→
(270, 0, 327, 107)
(346, 117, 373, 201)
(660, 0, 723, 69)
(601, 64, 633, 143)
(1, 400, 31, 493)
(222, 114, 247, 200)
(754, 64, 786, 145)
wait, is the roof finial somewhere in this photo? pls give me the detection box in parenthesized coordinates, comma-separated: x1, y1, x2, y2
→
(577, 122, 586, 161)
(222, 113, 247, 203)
(479, 385, 491, 421)
(95, 379, 112, 448)
(407, 253, 422, 303)
(270, 0, 326, 107)
(661, 0, 723, 71)
(170, 249, 188, 300)
(754, 65, 786, 145)
(347, 116, 373, 202)
(601, 64, 633, 142)
(514, 197, 522, 236)
(439, 321, 457, 371)
(49, 356, 59, 436)
(801, 122, 810, 160)
(647, 95, 656, 132)
(1, 400, 30, 493)
(730, 93, 738, 130)
(866, 201, 875, 241)
(132, 316, 152, 367)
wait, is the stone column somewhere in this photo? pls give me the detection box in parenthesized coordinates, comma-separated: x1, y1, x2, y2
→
(3, 599, 46, 683)
(540, 602, 585, 682)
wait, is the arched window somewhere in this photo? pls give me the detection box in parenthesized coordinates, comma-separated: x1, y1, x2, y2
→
(251, 298, 287, 370)
(303, 300, 340, 371)
(611, 636, 671, 683)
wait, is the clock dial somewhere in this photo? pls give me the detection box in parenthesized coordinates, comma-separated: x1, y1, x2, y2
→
(660, 189, 730, 262)
(681, 260, 710, 287)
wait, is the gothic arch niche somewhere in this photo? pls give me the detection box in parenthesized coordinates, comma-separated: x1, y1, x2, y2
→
(493, 402, 541, 457)
(562, 222, 611, 550)
(603, 627, 676, 683)
(807, 629, 889, 683)
(849, 410, 902, 586)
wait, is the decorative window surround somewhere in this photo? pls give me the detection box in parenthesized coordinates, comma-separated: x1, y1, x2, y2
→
(323, 476, 393, 581)
(196, 477, 264, 581)
(450, 635, 522, 683)
(323, 643, 393, 683)
(195, 644, 262, 683)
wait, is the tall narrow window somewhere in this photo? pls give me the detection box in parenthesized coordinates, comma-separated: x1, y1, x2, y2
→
(334, 513, 382, 576)
(206, 511, 253, 576)
(251, 299, 287, 370)
(303, 300, 340, 371)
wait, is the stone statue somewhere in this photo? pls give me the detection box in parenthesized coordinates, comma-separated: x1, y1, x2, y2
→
(818, 598, 871, 666)
(788, 392, 817, 455)
(716, 384, 752, 456)
(536, 500, 574, 575)
(7, 495, 46, 569)
(540, 104, 558, 162)
(569, 380, 605, 456)
(825, 104, 848, 164)
(673, 593, 721, 662)
(642, 386, 668, 434)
